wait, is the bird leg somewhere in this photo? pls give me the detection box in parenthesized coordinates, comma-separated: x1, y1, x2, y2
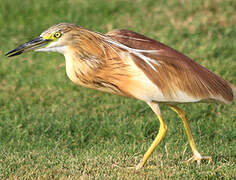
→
(170, 105, 212, 165)
(136, 102, 167, 170)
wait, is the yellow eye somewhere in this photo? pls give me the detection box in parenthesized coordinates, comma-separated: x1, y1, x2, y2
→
(54, 32, 61, 38)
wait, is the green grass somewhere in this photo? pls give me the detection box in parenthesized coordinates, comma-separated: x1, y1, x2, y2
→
(0, 0, 235, 179)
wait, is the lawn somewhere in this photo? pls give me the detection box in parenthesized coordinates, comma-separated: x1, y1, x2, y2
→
(0, 0, 235, 179)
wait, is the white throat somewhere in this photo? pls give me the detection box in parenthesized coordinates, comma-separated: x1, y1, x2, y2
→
(35, 41, 67, 54)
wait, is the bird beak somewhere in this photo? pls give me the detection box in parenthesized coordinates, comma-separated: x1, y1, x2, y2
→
(5, 37, 51, 57)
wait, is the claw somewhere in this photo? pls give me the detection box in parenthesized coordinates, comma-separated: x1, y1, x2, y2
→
(186, 151, 212, 165)
(136, 160, 144, 170)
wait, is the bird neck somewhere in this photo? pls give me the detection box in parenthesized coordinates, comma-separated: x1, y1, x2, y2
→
(67, 29, 105, 57)
(62, 30, 107, 86)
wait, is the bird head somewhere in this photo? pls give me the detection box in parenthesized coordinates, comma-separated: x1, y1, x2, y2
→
(6, 23, 79, 57)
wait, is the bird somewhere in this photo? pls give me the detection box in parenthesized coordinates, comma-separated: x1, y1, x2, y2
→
(6, 23, 234, 170)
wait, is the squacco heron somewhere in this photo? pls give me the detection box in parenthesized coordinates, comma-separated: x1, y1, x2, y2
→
(6, 23, 234, 170)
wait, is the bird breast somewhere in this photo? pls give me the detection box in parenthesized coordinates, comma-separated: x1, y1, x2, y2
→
(63, 50, 129, 96)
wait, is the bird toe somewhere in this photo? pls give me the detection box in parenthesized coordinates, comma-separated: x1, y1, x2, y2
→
(186, 153, 212, 165)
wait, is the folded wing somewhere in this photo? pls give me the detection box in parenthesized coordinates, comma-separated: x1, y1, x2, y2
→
(106, 29, 234, 103)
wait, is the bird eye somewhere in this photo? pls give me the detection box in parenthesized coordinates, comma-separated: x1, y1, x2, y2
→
(54, 32, 61, 38)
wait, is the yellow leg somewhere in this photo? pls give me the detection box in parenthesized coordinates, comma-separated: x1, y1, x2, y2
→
(170, 105, 212, 164)
(136, 102, 167, 170)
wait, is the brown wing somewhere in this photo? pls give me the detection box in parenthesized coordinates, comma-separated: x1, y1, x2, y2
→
(106, 29, 234, 103)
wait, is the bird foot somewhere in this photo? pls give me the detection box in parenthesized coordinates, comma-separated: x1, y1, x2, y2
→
(135, 160, 145, 170)
(186, 152, 212, 165)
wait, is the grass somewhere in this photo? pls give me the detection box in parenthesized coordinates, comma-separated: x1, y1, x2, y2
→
(0, 0, 235, 179)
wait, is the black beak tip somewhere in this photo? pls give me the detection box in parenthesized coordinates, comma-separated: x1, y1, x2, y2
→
(5, 50, 24, 57)
(5, 37, 50, 58)
(5, 51, 12, 57)
(5, 45, 25, 57)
